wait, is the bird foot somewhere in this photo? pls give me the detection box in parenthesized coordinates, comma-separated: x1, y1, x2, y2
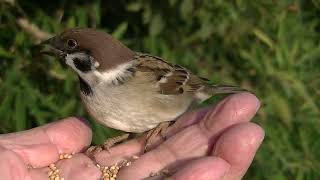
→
(144, 122, 171, 152)
(146, 169, 171, 180)
(85, 133, 130, 158)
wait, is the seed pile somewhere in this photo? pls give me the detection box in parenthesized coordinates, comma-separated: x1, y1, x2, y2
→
(59, 153, 74, 160)
(97, 164, 120, 180)
(47, 153, 74, 180)
(48, 163, 64, 180)
(97, 155, 139, 180)
(47, 153, 139, 180)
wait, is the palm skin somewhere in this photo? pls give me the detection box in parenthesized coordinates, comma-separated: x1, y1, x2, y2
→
(0, 93, 264, 180)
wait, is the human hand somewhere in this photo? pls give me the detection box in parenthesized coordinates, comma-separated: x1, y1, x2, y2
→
(0, 93, 264, 180)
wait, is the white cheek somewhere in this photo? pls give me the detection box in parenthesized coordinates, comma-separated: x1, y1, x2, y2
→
(97, 62, 134, 84)
(65, 55, 75, 69)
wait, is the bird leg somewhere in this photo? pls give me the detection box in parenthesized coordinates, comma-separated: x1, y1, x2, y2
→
(102, 133, 131, 149)
(144, 121, 171, 152)
(145, 169, 171, 180)
(86, 133, 130, 158)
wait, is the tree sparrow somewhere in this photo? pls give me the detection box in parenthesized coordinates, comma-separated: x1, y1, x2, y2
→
(39, 28, 246, 153)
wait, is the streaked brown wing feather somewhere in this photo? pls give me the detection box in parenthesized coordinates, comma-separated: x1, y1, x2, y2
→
(134, 53, 208, 95)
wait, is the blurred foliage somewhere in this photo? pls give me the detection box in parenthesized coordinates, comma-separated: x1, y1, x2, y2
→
(0, 0, 320, 179)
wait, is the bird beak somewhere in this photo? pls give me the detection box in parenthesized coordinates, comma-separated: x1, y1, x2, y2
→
(37, 38, 66, 58)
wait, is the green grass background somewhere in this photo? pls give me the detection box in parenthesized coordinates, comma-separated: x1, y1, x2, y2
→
(0, 0, 319, 179)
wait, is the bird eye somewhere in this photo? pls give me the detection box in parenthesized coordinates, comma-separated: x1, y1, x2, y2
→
(67, 39, 77, 49)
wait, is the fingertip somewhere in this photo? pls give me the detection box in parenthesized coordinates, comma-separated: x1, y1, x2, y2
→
(0, 117, 93, 168)
(0, 146, 29, 179)
(55, 154, 101, 180)
(212, 122, 264, 157)
(235, 92, 261, 112)
(74, 116, 92, 128)
(212, 122, 264, 179)
(201, 92, 260, 135)
(225, 92, 261, 118)
(172, 157, 230, 180)
(45, 117, 92, 153)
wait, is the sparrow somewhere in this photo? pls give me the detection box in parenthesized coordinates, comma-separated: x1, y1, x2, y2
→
(39, 28, 246, 153)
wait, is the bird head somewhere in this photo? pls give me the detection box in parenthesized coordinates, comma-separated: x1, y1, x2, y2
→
(39, 28, 134, 74)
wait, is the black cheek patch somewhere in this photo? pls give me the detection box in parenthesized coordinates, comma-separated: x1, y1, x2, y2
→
(73, 58, 92, 73)
(78, 76, 93, 96)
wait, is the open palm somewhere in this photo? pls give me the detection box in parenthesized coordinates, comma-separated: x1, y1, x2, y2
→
(0, 93, 264, 180)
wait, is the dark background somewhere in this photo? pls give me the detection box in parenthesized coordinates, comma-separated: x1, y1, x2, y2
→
(0, 0, 319, 179)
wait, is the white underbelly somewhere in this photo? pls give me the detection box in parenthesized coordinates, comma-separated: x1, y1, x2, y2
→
(81, 83, 193, 133)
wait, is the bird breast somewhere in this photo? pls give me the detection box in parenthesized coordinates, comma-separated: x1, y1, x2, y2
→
(80, 74, 194, 133)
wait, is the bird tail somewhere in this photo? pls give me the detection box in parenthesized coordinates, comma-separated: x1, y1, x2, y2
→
(206, 84, 248, 95)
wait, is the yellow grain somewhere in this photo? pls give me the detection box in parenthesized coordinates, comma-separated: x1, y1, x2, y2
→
(48, 170, 53, 176)
(53, 169, 60, 174)
(63, 154, 69, 159)
(59, 154, 64, 160)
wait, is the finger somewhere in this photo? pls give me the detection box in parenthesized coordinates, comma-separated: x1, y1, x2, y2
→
(145, 107, 211, 149)
(95, 139, 142, 166)
(197, 92, 260, 144)
(0, 146, 29, 180)
(212, 123, 264, 180)
(166, 107, 212, 137)
(169, 92, 259, 136)
(0, 146, 50, 180)
(170, 157, 230, 180)
(0, 117, 92, 168)
(52, 154, 101, 180)
(28, 154, 101, 180)
(116, 93, 260, 179)
(95, 93, 259, 165)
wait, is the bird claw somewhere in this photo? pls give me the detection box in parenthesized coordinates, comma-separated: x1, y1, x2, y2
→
(102, 133, 130, 150)
(85, 145, 103, 159)
(144, 122, 171, 152)
(85, 133, 130, 158)
(145, 169, 171, 180)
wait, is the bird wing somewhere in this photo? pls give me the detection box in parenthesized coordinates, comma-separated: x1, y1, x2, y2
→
(134, 53, 210, 95)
